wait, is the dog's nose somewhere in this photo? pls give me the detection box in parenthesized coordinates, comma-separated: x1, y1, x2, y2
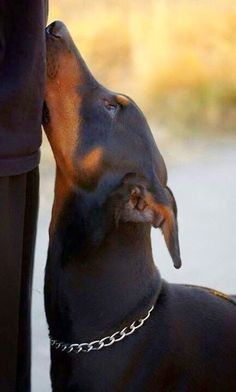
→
(46, 21, 66, 39)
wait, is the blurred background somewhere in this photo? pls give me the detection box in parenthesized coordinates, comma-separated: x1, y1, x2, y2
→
(32, 1, 236, 390)
(49, 0, 236, 135)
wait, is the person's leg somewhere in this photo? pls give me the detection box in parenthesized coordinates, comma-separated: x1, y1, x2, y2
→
(0, 173, 27, 391)
(0, 167, 39, 392)
(16, 167, 39, 392)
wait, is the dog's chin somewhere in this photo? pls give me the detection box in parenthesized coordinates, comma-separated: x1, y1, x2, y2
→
(46, 58, 60, 79)
(42, 102, 50, 125)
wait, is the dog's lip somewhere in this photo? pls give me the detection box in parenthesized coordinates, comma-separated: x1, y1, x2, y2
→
(46, 21, 67, 39)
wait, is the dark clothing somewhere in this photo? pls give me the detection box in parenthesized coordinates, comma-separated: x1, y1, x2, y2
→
(0, 1, 47, 176)
(0, 168, 39, 391)
(0, 1, 47, 390)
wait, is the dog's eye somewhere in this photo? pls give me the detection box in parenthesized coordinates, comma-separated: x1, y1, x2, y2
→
(106, 104, 117, 112)
(104, 100, 119, 117)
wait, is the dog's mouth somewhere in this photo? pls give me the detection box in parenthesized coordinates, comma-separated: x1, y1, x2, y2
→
(42, 101, 50, 125)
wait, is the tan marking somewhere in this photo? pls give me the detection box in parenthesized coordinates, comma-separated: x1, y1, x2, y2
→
(44, 50, 83, 183)
(116, 94, 130, 106)
(79, 147, 103, 177)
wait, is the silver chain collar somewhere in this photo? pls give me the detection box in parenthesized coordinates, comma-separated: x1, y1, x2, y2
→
(50, 304, 154, 354)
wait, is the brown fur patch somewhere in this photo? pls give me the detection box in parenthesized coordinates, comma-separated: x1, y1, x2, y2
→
(44, 51, 83, 182)
(79, 147, 103, 177)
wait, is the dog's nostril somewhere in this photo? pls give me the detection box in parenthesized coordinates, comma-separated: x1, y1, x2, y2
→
(46, 22, 61, 39)
(50, 21, 57, 31)
(46, 22, 55, 34)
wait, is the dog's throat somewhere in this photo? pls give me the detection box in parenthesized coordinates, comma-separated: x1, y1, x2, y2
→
(49, 282, 162, 354)
(46, 197, 161, 345)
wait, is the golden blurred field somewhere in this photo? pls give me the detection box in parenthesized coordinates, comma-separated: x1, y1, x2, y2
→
(48, 0, 236, 135)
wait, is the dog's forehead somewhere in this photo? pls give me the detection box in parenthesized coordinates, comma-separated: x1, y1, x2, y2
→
(108, 101, 167, 184)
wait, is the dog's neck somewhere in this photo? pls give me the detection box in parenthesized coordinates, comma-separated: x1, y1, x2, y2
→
(47, 176, 161, 342)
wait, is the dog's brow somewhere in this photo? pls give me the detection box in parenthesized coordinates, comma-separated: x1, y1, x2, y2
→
(116, 95, 130, 106)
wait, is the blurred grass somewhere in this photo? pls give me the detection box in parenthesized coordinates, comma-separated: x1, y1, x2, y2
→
(48, 0, 236, 136)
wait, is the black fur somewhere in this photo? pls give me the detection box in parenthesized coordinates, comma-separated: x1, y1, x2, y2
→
(44, 21, 236, 392)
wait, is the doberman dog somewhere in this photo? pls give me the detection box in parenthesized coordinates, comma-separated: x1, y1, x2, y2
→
(43, 21, 236, 392)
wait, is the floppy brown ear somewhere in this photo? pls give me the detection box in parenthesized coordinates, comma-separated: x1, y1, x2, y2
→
(152, 186, 181, 269)
(111, 173, 181, 269)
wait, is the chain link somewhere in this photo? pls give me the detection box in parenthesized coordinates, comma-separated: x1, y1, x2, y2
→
(50, 304, 154, 354)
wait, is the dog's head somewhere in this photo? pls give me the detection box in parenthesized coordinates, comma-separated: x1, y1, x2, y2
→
(43, 21, 181, 268)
